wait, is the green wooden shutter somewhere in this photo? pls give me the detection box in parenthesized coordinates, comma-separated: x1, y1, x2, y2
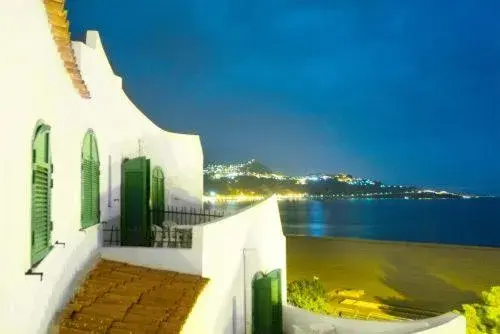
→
(81, 131, 100, 229)
(269, 269, 283, 334)
(121, 157, 151, 246)
(31, 124, 52, 265)
(91, 161, 100, 224)
(151, 167, 165, 226)
(158, 172, 165, 224)
(151, 174, 158, 225)
(91, 134, 100, 224)
(81, 159, 93, 228)
(253, 273, 273, 334)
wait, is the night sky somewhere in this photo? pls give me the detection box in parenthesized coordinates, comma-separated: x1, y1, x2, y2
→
(67, 0, 499, 195)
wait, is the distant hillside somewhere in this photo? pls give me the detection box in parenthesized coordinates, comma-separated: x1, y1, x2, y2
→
(203, 159, 472, 199)
(241, 159, 273, 174)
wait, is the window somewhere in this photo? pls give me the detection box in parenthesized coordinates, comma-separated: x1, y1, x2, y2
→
(31, 122, 53, 265)
(81, 130, 100, 229)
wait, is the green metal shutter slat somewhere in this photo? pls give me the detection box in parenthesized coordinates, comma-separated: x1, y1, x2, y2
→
(151, 167, 165, 227)
(81, 131, 100, 229)
(159, 175, 165, 224)
(253, 276, 273, 334)
(151, 175, 158, 225)
(82, 160, 93, 228)
(252, 270, 283, 334)
(91, 162, 100, 223)
(270, 270, 283, 334)
(31, 125, 52, 265)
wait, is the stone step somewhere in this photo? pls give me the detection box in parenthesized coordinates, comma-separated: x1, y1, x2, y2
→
(96, 292, 141, 305)
(60, 51, 76, 63)
(46, 8, 67, 20)
(43, 0, 64, 12)
(122, 312, 163, 325)
(126, 304, 170, 320)
(59, 318, 109, 333)
(109, 321, 159, 333)
(71, 313, 114, 326)
(138, 294, 182, 307)
(58, 326, 93, 334)
(157, 321, 183, 334)
(79, 303, 130, 320)
(48, 16, 69, 29)
(50, 27, 70, 41)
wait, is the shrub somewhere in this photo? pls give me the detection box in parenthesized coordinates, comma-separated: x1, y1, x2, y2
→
(287, 277, 331, 314)
(455, 286, 500, 333)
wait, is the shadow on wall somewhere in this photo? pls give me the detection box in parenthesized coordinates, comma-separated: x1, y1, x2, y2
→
(108, 158, 201, 211)
(214, 261, 244, 334)
(41, 207, 105, 333)
(168, 187, 202, 209)
(375, 252, 479, 315)
(99, 183, 202, 246)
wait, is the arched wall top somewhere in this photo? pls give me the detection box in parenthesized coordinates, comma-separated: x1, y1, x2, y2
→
(42, 0, 90, 99)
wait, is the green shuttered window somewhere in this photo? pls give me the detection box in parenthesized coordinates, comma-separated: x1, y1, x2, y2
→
(31, 123, 53, 265)
(81, 130, 100, 229)
(151, 166, 165, 226)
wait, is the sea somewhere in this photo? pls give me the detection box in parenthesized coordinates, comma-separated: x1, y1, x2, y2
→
(213, 198, 500, 248)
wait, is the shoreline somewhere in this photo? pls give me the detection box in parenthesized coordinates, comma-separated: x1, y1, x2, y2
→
(285, 234, 500, 251)
(204, 195, 495, 203)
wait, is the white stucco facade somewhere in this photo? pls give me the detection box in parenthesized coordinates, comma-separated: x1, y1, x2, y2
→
(0, 1, 202, 333)
(283, 305, 466, 334)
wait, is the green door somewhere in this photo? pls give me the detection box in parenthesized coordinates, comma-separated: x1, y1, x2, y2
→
(121, 157, 151, 246)
(31, 124, 53, 265)
(151, 166, 165, 226)
(81, 130, 100, 229)
(269, 269, 283, 333)
(252, 269, 283, 334)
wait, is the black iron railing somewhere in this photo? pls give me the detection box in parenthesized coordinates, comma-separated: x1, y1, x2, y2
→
(156, 205, 224, 225)
(102, 206, 224, 249)
(102, 225, 193, 248)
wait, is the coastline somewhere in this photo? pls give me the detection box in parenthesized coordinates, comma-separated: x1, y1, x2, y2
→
(285, 234, 500, 251)
(286, 235, 500, 313)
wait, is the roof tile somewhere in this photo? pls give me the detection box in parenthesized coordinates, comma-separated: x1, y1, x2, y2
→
(55, 260, 207, 333)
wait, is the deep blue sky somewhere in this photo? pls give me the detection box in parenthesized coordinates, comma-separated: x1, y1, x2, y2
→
(67, 0, 499, 195)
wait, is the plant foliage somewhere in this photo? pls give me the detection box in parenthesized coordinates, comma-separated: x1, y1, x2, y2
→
(287, 278, 331, 314)
(455, 286, 500, 333)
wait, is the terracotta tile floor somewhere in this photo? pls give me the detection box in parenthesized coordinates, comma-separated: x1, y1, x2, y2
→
(55, 259, 208, 334)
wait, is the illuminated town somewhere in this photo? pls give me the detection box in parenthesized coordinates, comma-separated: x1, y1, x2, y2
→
(203, 159, 474, 202)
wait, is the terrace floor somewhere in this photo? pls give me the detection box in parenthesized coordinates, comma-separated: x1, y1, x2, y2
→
(53, 259, 208, 334)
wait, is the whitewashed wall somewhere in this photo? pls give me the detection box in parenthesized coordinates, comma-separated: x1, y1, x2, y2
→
(183, 196, 287, 334)
(100, 229, 204, 276)
(283, 305, 466, 334)
(0, 1, 203, 332)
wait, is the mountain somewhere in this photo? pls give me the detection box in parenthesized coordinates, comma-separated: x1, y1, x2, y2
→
(203, 159, 475, 199)
(241, 159, 273, 174)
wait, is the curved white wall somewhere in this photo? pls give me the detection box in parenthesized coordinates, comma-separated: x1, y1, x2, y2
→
(0, 1, 202, 332)
(183, 196, 287, 334)
(283, 304, 466, 334)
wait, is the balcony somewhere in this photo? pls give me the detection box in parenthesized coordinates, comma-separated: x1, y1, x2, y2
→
(103, 205, 225, 249)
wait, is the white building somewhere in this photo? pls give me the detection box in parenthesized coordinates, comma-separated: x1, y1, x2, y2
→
(0, 1, 464, 333)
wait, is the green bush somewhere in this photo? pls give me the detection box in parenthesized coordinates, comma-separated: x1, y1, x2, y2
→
(287, 278, 331, 314)
(455, 286, 500, 333)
